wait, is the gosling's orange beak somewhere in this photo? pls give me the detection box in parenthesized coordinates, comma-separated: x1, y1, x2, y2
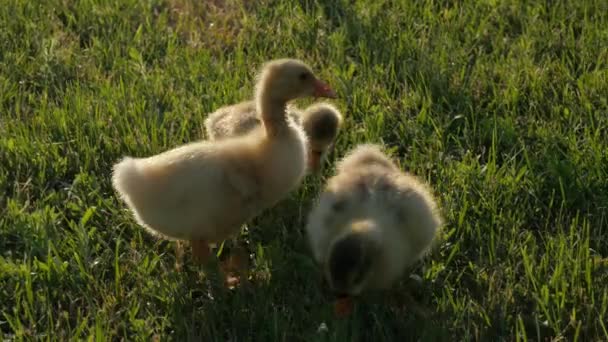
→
(313, 79, 337, 98)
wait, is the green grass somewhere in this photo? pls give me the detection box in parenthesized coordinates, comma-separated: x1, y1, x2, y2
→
(1, 0, 608, 340)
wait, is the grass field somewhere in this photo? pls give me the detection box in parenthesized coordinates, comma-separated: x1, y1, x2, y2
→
(1, 0, 608, 340)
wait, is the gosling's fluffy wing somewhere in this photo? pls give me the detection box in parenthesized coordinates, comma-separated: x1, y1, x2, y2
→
(384, 172, 443, 257)
(306, 190, 341, 264)
(113, 139, 262, 238)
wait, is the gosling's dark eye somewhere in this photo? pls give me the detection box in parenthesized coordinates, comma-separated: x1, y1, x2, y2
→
(299, 72, 309, 81)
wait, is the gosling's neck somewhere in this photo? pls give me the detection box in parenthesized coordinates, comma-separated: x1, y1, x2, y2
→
(256, 87, 290, 137)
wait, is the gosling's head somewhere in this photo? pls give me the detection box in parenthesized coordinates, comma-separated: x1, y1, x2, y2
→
(255, 59, 337, 103)
(301, 103, 343, 173)
(325, 219, 381, 297)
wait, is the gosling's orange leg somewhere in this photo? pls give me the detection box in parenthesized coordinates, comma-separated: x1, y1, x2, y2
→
(175, 240, 185, 272)
(191, 239, 211, 264)
(308, 149, 324, 173)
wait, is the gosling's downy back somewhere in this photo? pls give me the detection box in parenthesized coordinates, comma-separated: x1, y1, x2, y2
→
(204, 101, 258, 140)
(336, 144, 397, 173)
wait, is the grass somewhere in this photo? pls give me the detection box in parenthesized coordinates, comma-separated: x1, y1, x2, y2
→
(1, 0, 607, 340)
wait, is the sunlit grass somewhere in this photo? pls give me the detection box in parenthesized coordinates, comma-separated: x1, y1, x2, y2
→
(1, 0, 607, 340)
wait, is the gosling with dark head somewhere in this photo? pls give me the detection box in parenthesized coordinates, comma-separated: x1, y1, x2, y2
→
(306, 144, 442, 297)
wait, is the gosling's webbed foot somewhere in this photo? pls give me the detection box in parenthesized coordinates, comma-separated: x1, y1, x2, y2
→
(220, 245, 251, 290)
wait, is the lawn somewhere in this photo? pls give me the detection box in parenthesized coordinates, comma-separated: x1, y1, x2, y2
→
(1, 0, 608, 340)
